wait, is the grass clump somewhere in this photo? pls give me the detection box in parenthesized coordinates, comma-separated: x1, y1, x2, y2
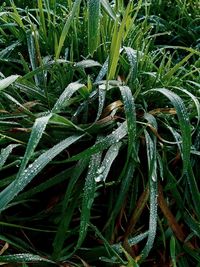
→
(0, 0, 199, 266)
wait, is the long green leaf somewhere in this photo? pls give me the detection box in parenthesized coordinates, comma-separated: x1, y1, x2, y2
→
(67, 121, 127, 161)
(140, 131, 158, 260)
(0, 75, 19, 90)
(75, 139, 102, 250)
(143, 88, 191, 174)
(88, 0, 101, 55)
(119, 86, 136, 158)
(55, 0, 82, 59)
(52, 159, 89, 259)
(95, 142, 122, 183)
(0, 144, 20, 169)
(0, 134, 83, 212)
(0, 253, 55, 264)
(17, 113, 52, 176)
(100, 0, 116, 20)
(52, 82, 85, 113)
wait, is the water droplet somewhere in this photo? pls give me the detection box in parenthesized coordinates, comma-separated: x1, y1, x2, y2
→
(96, 166, 105, 174)
(95, 174, 103, 182)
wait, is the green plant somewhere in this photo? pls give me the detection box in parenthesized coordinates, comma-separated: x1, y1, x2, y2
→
(0, 1, 199, 266)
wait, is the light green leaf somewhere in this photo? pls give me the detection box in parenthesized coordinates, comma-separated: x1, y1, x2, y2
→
(0, 134, 83, 212)
(52, 82, 85, 113)
(55, 0, 82, 59)
(0, 75, 19, 91)
(143, 88, 191, 174)
(119, 86, 136, 158)
(0, 144, 20, 169)
(88, 0, 101, 55)
(0, 253, 55, 264)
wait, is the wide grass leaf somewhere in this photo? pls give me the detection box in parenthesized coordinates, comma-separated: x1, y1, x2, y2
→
(119, 86, 136, 158)
(0, 134, 83, 212)
(75, 139, 102, 251)
(143, 88, 191, 174)
(100, 0, 116, 20)
(0, 253, 55, 264)
(67, 121, 127, 161)
(17, 114, 52, 176)
(0, 75, 19, 91)
(95, 142, 122, 183)
(52, 159, 89, 259)
(52, 82, 85, 113)
(88, 0, 101, 55)
(55, 0, 82, 59)
(140, 131, 158, 260)
(0, 144, 20, 169)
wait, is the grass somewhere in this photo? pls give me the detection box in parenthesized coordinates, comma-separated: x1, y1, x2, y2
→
(0, 0, 199, 266)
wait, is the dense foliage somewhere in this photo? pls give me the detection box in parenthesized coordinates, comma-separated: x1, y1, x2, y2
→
(0, 0, 199, 266)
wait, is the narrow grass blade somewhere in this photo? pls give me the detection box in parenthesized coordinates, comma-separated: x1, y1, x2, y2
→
(75, 59, 101, 68)
(88, 0, 100, 55)
(140, 130, 158, 260)
(95, 57, 109, 82)
(121, 246, 139, 267)
(143, 88, 191, 175)
(90, 223, 125, 264)
(107, 159, 135, 227)
(38, 0, 47, 39)
(0, 253, 55, 264)
(173, 86, 200, 130)
(119, 86, 136, 158)
(0, 75, 19, 91)
(55, 0, 82, 59)
(100, 0, 116, 20)
(0, 144, 20, 169)
(0, 134, 83, 212)
(50, 114, 84, 132)
(144, 129, 157, 182)
(123, 47, 138, 84)
(10, 1, 24, 29)
(141, 179, 158, 260)
(67, 121, 127, 161)
(95, 86, 106, 121)
(75, 142, 102, 250)
(52, 82, 85, 113)
(26, 30, 40, 86)
(17, 113, 52, 176)
(95, 142, 122, 183)
(186, 165, 200, 219)
(170, 236, 177, 267)
(0, 42, 20, 59)
(53, 159, 89, 259)
(163, 53, 194, 81)
(2, 92, 34, 117)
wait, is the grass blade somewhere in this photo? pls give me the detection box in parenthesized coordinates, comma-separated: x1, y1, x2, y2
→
(75, 140, 102, 250)
(67, 121, 127, 161)
(88, 0, 100, 55)
(140, 130, 158, 260)
(100, 0, 116, 20)
(0, 134, 83, 212)
(52, 159, 89, 259)
(0, 144, 20, 169)
(55, 0, 82, 59)
(107, 2, 133, 79)
(95, 142, 122, 183)
(52, 82, 85, 113)
(119, 86, 136, 158)
(0, 253, 55, 264)
(143, 88, 191, 175)
(0, 75, 19, 91)
(17, 114, 52, 176)
(170, 236, 177, 267)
